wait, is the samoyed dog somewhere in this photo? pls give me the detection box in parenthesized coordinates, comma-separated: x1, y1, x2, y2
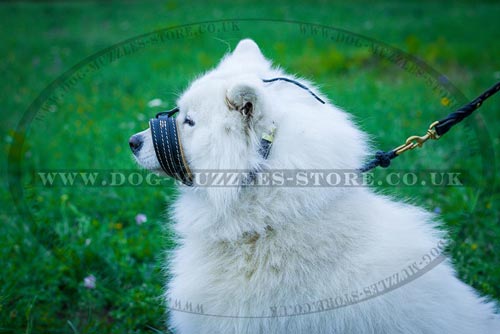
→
(130, 39, 499, 333)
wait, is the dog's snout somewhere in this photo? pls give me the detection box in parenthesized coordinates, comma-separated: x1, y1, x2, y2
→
(129, 134, 143, 155)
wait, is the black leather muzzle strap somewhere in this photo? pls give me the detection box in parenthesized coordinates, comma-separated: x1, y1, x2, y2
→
(149, 108, 193, 186)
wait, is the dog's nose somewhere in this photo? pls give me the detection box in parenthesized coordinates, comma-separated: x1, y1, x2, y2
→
(129, 134, 143, 155)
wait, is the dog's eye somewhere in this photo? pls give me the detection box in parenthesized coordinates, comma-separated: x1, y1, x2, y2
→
(183, 116, 195, 127)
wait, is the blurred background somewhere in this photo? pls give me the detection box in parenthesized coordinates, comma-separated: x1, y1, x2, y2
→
(1, 1, 499, 333)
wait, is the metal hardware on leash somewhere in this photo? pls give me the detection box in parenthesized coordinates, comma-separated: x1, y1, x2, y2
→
(394, 121, 440, 155)
(360, 81, 500, 173)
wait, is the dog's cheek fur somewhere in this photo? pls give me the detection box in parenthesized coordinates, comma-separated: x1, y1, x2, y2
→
(177, 80, 271, 215)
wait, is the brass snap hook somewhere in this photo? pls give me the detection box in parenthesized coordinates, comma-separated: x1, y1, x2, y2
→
(395, 121, 440, 155)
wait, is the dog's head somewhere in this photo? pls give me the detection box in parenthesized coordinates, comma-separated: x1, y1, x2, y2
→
(130, 39, 368, 210)
(130, 40, 273, 176)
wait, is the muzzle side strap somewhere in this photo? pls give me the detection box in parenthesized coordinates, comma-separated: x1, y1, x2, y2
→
(159, 119, 180, 178)
(149, 119, 175, 177)
(149, 113, 193, 186)
(165, 117, 193, 185)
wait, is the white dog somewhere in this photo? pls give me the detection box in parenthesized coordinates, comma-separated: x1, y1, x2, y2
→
(130, 39, 499, 334)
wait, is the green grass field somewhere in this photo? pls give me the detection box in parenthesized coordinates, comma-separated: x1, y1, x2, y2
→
(1, 1, 499, 333)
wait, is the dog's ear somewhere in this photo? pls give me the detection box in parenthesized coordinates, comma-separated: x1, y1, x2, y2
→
(232, 39, 263, 59)
(225, 84, 257, 119)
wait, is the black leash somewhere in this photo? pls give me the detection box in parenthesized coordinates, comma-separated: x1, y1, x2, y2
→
(360, 81, 500, 173)
(147, 79, 499, 184)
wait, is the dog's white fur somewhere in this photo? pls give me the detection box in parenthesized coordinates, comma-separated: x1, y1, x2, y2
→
(132, 39, 499, 333)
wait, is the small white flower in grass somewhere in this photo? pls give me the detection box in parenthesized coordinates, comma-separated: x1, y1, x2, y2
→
(135, 213, 147, 225)
(84, 274, 96, 289)
(147, 98, 163, 108)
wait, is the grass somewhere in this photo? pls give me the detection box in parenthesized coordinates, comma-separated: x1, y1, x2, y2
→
(1, 1, 499, 333)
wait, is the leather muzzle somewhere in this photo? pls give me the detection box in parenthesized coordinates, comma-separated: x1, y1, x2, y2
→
(149, 107, 193, 186)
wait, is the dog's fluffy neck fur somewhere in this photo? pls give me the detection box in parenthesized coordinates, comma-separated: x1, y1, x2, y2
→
(155, 39, 500, 333)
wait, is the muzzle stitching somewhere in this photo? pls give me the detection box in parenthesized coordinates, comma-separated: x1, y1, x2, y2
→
(150, 120, 170, 175)
(159, 120, 177, 177)
(170, 118, 185, 179)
